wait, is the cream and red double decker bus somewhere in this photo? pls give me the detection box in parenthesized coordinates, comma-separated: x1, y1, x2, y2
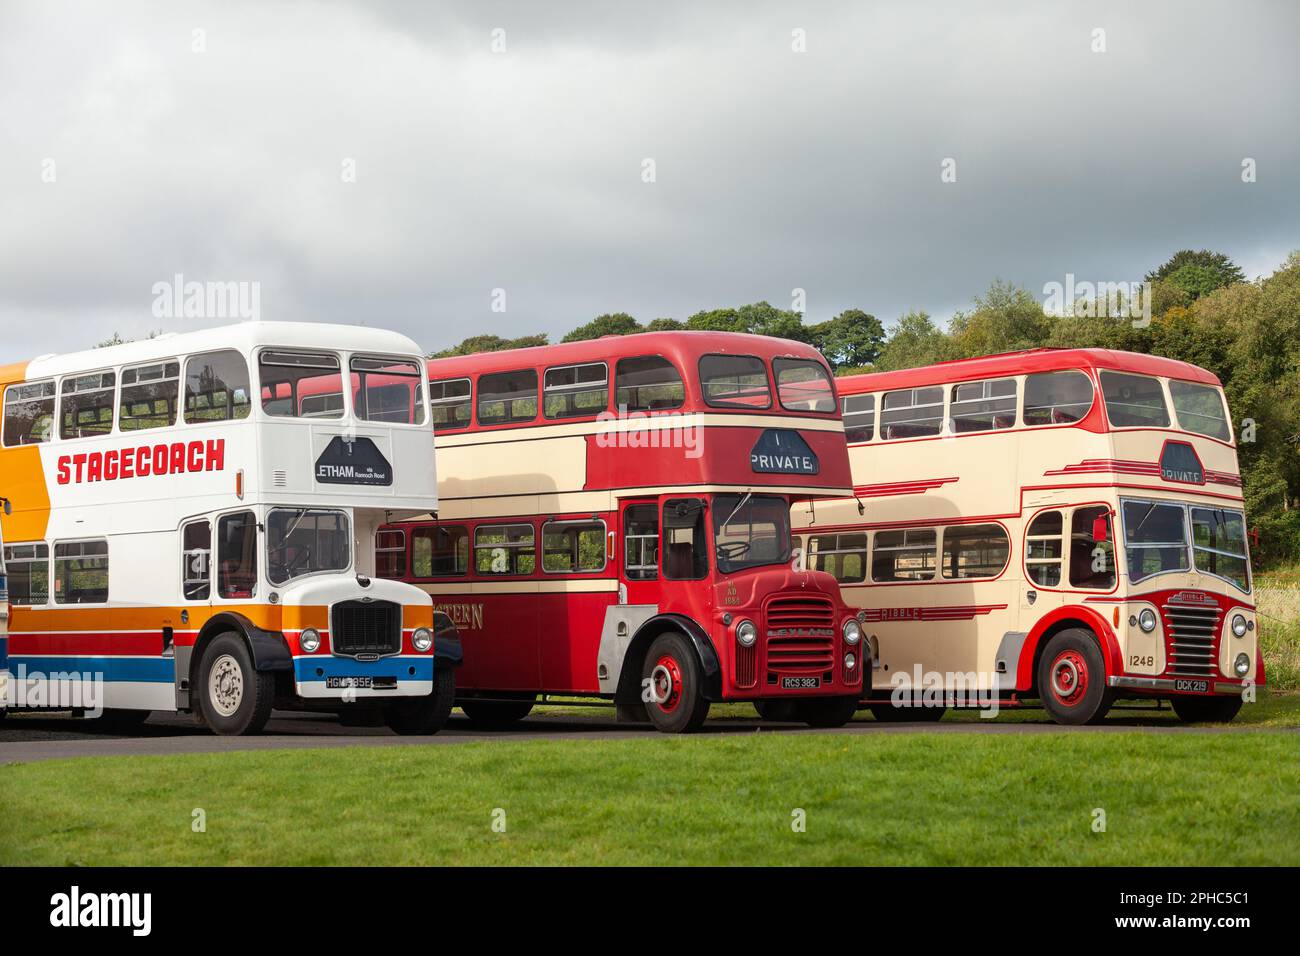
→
(377, 331, 868, 732)
(0, 322, 460, 735)
(795, 348, 1262, 725)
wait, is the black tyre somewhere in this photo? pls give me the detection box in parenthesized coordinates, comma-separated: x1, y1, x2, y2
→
(794, 696, 860, 728)
(385, 667, 456, 735)
(754, 700, 799, 722)
(869, 703, 947, 722)
(459, 693, 535, 728)
(1170, 695, 1243, 724)
(642, 632, 710, 733)
(197, 633, 275, 735)
(85, 708, 152, 733)
(1036, 628, 1116, 725)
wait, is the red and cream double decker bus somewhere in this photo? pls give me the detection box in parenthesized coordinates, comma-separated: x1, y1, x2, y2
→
(0, 322, 460, 735)
(378, 331, 868, 732)
(795, 348, 1262, 725)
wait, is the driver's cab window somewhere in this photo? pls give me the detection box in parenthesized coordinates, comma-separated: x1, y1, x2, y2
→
(1069, 506, 1116, 589)
(663, 498, 708, 580)
(217, 511, 258, 599)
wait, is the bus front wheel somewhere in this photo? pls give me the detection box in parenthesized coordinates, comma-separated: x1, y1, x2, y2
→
(385, 668, 456, 735)
(1037, 629, 1115, 726)
(197, 633, 275, 736)
(1170, 695, 1242, 724)
(459, 693, 535, 728)
(642, 632, 710, 733)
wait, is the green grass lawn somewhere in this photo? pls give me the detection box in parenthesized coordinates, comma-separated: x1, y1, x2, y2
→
(2, 728, 1296, 866)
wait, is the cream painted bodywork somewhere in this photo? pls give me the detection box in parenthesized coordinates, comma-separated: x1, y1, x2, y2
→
(794, 369, 1255, 693)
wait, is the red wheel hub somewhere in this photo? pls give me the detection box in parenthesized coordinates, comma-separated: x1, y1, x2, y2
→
(1049, 649, 1089, 706)
(650, 655, 683, 713)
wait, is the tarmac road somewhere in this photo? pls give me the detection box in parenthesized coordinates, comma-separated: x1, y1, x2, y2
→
(0, 706, 1285, 764)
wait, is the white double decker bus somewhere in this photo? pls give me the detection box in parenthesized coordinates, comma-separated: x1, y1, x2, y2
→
(0, 322, 459, 735)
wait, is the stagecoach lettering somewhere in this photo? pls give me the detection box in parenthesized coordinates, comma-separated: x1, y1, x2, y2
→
(55, 439, 225, 485)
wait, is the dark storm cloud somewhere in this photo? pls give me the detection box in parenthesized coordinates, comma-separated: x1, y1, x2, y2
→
(0, 0, 1296, 363)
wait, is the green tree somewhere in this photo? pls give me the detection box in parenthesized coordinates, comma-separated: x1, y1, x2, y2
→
(1145, 249, 1246, 302)
(809, 308, 885, 371)
(949, 280, 1052, 358)
(685, 302, 812, 342)
(645, 317, 685, 331)
(561, 312, 642, 343)
(874, 310, 958, 371)
(429, 333, 548, 358)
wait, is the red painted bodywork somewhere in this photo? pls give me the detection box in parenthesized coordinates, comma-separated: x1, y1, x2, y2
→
(384, 332, 862, 701)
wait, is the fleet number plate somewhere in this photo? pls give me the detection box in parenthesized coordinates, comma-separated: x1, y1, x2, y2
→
(781, 676, 821, 690)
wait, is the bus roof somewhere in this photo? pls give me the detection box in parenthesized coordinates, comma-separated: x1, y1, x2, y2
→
(836, 348, 1222, 395)
(426, 330, 831, 378)
(9, 322, 424, 383)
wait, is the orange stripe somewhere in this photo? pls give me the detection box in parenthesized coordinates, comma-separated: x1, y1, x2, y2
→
(9, 603, 430, 633)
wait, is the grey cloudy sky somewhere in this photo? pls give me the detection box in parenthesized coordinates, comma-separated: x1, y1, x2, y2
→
(1, 0, 1297, 364)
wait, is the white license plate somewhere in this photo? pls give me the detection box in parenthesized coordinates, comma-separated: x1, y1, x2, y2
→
(326, 676, 373, 689)
(781, 676, 821, 690)
(1174, 679, 1209, 693)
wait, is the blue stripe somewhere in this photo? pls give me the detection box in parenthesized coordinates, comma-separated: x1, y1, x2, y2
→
(8, 655, 175, 683)
(294, 656, 434, 682)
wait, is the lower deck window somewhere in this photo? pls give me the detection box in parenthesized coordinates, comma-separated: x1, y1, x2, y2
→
(3, 543, 50, 605)
(475, 524, 536, 575)
(54, 540, 109, 604)
(871, 529, 937, 581)
(542, 521, 606, 572)
(415, 526, 470, 577)
(808, 533, 866, 583)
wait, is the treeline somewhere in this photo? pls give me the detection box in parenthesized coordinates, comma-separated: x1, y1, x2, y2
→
(433, 249, 1300, 568)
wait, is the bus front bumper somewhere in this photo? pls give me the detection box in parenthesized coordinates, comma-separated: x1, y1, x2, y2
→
(1107, 675, 1247, 696)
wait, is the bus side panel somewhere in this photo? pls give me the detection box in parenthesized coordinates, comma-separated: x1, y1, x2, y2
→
(535, 587, 618, 693)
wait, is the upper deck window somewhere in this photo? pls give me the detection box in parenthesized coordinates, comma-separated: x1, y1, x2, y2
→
(429, 378, 471, 430)
(1100, 371, 1170, 428)
(1170, 380, 1230, 441)
(614, 356, 684, 412)
(842, 394, 875, 442)
(544, 362, 608, 419)
(60, 371, 116, 439)
(950, 378, 1017, 433)
(1023, 370, 1093, 426)
(185, 350, 252, 424)
(260, 351, 344, 420)
(774, 358, 835, 413)
(2, 381, 55, 446)
(880, 387, 943, 439)
(699, 355, 772, 410)
(352, 356, 426, 425)
(120, 361, 180, 432)
(477, 369, 538, 426)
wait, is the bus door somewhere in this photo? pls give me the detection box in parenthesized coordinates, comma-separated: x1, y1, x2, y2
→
(619, 500, 661, 607)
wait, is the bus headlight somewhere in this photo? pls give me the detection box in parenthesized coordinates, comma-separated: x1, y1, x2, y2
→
(843, 619, 863, 645)
(1138, 609, 1157, 633)
(1234, 653, 1251, 677)
(1231, 614, 1248, 638)
(736, 620, 757, 647)
(300, 628, 321, 653)
(413, 627, 434, 652)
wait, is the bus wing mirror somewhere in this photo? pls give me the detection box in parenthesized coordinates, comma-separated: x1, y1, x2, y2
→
(1, 498, 10, 516)
(1091, 516, 1109, 543)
